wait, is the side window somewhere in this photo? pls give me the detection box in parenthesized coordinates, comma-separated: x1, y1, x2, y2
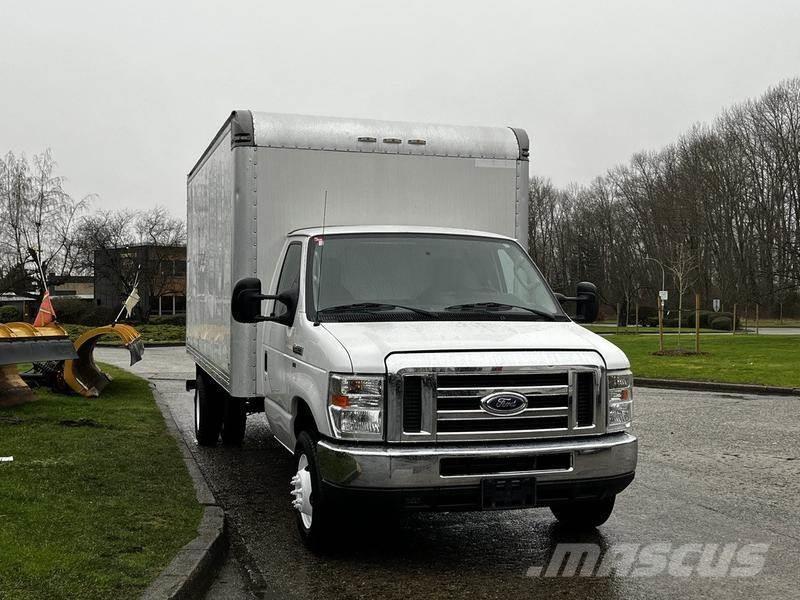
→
(276, 243, 302, 295)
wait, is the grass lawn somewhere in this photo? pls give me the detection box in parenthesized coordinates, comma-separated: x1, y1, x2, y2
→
(751, 318, 800, 328)
(605, 334, 800, 388)
(585, 325, 720, 334)
(0, 365, 201, 600)
(61, 323, 185, 345)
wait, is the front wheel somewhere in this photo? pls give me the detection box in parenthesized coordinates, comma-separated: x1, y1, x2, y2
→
(550, 496, 616, 529)
(291, 431, 334, 551)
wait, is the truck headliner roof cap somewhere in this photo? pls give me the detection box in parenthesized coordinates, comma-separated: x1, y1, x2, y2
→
(249, 112, 525, 161)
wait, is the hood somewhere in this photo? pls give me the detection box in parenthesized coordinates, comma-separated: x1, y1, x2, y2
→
(321, 320, 629, 372)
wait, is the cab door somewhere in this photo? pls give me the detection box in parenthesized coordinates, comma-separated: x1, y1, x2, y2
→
(262, 241, 303, 444)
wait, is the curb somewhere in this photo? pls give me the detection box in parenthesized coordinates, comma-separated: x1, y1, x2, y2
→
(141, 385, 228, 600)
(635, 377, 800, 396)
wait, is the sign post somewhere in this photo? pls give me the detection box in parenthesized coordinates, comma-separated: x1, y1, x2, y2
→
(695, 293, 701, 353)
(755, 304, 759, 335)
(658, 290, 668, 353)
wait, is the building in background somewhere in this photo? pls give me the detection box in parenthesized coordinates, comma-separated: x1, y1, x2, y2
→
(0, 293, 34, 320)
(49, 275, 95, 300)
(93, 244, 186, 318)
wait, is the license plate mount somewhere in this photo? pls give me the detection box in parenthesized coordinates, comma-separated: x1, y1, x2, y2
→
(481, 477, 536, 510)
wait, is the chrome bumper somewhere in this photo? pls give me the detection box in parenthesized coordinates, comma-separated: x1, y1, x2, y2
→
(317, 432, 637, 489)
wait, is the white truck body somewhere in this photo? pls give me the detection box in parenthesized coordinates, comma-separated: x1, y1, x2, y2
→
(188, 112, 529, 398)
(187, 111, 636, 543)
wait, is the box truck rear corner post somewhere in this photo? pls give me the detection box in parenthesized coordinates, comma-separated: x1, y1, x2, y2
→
(186, 110, 637, 550)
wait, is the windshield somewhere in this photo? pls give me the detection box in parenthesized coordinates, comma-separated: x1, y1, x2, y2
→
(307, 233, 567, 322)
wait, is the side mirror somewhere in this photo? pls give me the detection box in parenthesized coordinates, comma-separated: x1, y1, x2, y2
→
(555, 281, 599, 324)
(231, 278, 294, 325)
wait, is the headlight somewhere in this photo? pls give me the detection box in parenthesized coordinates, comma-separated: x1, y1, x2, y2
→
(607, 371, 633, 431)
(328, 374, 384, 440)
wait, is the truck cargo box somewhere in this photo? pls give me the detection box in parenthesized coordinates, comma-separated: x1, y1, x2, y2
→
(186, 111, 530, 397)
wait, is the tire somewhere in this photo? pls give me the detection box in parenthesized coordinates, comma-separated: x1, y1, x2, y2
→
(221, 397, 247, 446)
(550, 495, 616, 529)
(292, 431, 334, 551)
(194, 368, 223, 446)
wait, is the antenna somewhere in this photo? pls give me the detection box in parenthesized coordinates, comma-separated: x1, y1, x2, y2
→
(313, 190, 328, 327)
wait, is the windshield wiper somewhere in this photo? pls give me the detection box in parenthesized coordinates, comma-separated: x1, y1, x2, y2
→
(444, 302, 558, 321)
(317, 302, 437, 318)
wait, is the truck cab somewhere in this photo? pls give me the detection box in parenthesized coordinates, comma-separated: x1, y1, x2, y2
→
(187, 111, 636, 549)
(228, 225, 636, 547)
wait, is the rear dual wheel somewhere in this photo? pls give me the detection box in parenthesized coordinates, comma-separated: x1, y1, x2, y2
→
(194, 367, 247, 447)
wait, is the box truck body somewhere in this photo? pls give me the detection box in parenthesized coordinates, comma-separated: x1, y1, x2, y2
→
(187, 111, 637, 548)
(187, 112, 529, 397)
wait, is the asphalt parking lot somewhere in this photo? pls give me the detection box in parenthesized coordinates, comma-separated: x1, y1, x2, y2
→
(97, 347, 800, 600)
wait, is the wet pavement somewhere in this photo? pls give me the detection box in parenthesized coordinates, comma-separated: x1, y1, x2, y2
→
(96, 346, 800, 600)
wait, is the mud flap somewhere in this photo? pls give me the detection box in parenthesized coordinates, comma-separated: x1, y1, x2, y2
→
(63, 324, 144, 397)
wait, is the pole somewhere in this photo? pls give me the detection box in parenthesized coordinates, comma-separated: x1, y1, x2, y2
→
(755, 304, 759, 335)
(616, 303, 620, 335)
(658, 295, 664, 352)
(635, 302, 639, 334)
(695, 293, 700, 353)
(779, 302, 783, 325)
(732, 303, 737, 335)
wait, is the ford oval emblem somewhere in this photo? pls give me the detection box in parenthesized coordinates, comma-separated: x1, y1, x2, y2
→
(480, 391, 528, 416)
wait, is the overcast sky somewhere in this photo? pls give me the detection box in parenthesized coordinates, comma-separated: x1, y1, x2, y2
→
(2, 0, 799, 217)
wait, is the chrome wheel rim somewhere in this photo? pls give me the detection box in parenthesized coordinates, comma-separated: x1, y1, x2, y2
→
(290, 454, 313, 529)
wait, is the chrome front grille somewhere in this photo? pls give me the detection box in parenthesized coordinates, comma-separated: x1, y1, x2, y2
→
(387, 358, 604, 443)
(435, 372, 570, 436)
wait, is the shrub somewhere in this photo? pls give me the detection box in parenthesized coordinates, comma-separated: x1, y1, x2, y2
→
(635, 306, 658, 325)
(710, 316, 733, 331)
(52, 297, 116, 326)
(706, 311, 739, 329)
(0, 305, 20, 323)
(149, 314, 186, 326)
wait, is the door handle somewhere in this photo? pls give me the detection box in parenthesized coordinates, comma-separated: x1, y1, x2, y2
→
(292, 344, 304, 357)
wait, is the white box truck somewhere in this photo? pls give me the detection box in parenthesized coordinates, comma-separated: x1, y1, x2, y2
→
(186, 111, 637, 548)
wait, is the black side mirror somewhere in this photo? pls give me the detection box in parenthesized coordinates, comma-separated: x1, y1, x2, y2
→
(574, 281, 599, 323)
(555, 281, 599, 324)
(231, 278, 294, 325)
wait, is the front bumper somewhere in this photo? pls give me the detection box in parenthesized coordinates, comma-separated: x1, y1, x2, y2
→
(317, 432, 637, 494)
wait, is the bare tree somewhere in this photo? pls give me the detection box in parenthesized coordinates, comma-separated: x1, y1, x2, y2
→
(526, 77, 800, 321)
(666, 243, 697, 343)
(0, 150, 87, 297)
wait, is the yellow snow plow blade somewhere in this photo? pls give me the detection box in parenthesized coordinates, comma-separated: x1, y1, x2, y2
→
(0, 322, 77, 407)
(63, 324, 144, 398)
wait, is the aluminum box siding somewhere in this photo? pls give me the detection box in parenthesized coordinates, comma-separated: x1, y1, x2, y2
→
(515, 159, 530, 250)
(229, 146, 258, 396)
(187, 134, 258, 397)
(254, 148, 520, 279)
(187, 130, 234, 387)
